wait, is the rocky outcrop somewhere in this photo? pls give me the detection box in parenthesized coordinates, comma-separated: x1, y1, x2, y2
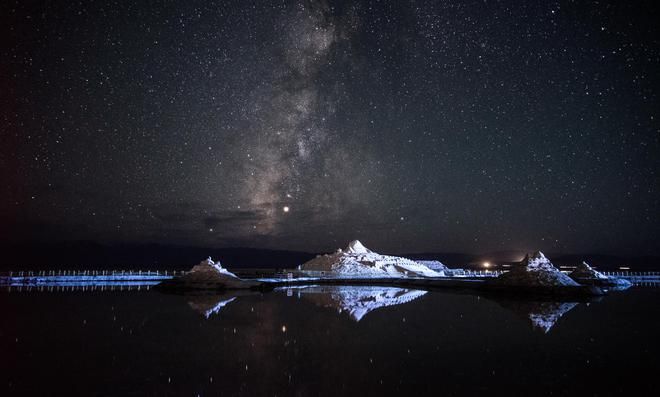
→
(157, 257, 260, 290)
(491, 251, 579, 287)
(301, 240, 443, 278)
(569, 262, 632, 289)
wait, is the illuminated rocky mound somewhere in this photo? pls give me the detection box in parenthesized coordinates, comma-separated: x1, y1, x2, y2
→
(492, 251, 580, 287)
(301, 240, 443, 278)
(569, 262, 632, 288)
(570, 262, 609, 281)
(161, 257, 259, 290)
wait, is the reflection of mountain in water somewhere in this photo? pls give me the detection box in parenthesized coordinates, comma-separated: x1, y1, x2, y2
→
(187, 295, 237, 319)
(527, 302, 578, 333)
(292, 286, 427, 321)
(493, 298, 580, 333)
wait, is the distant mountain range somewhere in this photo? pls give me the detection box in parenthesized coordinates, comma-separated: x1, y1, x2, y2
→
(0, 241, 315, 271)
(1, 241, 658, 271)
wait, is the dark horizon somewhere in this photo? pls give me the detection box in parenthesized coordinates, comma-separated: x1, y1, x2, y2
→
(2, 1, 659, 256)
(2, 239, 659, 271)
(5, 236, 660, 258)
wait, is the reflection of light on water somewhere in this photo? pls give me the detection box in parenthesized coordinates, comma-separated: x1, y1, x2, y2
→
(527, 302, 579, 333)
(492, 298, 581, 334)
(187, 296, 237, 319)
(287, 286, 427, 321)
(4, 283, 158, 293)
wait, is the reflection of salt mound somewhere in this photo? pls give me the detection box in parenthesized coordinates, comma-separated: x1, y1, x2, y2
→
(301, 240, 443, 278)
(493, 252, 579, 287)
(296, 286, 427, 321)
(495, 299, 579, 333)
(569, 262, 631, 288)
(527, 302, 579, 333)
(187, 295, 237, 319)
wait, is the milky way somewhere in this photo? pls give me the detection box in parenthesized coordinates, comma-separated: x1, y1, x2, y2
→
(2, 0, 659, 254)
(240, 2, 361, 234)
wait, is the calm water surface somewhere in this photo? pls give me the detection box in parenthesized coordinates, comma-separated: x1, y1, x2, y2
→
(1, 286, 658, 396)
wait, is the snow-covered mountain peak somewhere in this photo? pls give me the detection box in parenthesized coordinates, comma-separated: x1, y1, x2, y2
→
(345, 240, 372, 254)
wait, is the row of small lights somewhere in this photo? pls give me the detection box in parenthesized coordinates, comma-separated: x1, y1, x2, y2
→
(482, 261, 632, 271)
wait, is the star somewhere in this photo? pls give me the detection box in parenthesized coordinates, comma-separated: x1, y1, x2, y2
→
(2, 0, 656, 256)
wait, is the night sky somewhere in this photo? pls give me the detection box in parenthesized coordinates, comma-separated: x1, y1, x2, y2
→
(2, 0, 658, 255)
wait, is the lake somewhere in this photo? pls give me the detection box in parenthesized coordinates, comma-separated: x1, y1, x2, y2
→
(1, 285, 658, 396)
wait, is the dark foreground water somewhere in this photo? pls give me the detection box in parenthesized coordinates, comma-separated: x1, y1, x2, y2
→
(1, 286, 658, 396)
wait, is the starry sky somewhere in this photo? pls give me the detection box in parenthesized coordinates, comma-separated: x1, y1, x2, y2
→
(1, 0, 658, 255)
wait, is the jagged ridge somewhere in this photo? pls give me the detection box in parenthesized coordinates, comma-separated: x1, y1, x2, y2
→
(301, 240, 443, 278)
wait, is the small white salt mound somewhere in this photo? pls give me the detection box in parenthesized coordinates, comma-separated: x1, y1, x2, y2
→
(569, 261, 632, 288)
(345, 240, 372, 254)
(176, 257, 258, 289)
(524, 251, 559, 271)
(301, 240, 443, 278)
(493, 251, 580, 287)
(569, 262, 609, 280)
(188, 257, 239, 279)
